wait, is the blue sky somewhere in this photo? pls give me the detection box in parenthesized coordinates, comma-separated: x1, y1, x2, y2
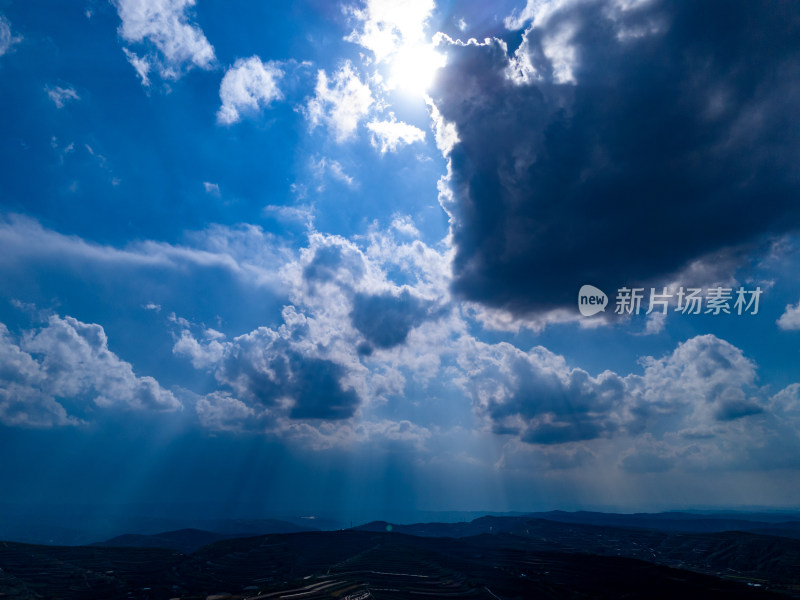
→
(1, 0, 800, 518)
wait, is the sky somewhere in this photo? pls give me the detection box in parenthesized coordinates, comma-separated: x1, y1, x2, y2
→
(1, 0, 800, 521)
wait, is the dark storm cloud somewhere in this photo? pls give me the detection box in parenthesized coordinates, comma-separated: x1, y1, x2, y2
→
(350, 289, 436, 349)
(431, 0, 800, 314)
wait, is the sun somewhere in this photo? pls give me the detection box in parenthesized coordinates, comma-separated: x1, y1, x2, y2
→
(388, 43, 446, 96)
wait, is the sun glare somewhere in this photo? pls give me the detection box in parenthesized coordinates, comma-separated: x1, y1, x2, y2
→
(388, 44, 446, 96)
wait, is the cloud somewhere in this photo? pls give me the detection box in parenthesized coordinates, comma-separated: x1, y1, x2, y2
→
(175, 315, 361, 421)
(0, 14, 21, 57)
(345, 0, 435, 63)
(629, 335, 763, 426)
(366, 118, 426, 153)
(305, 61, 373, 142)
(462, 338, 626, 444)
(777, 299, 800, 331)
(0, 214, 285, 290)
(0, 315, 180, 427)
(350, 289, 436, 350)
(196, 391, 261, 431)
(217, 56, 283, 125)
(170, 228, 453, 435)
(281, 418, 431, 451)
(122, 48, 152, 87)
(45, 85, 80, 109)
(111, 0, 215, 81)
(464, 333, 772, 449)
(427, 99, 459, 157)
(641, 311, 666, 335)
(430, 0, 800, 315)
(203, 181, 220, 196)
(263, 203, 315, 227)
(310, 156, 355, 188)
(390, 215, 420, 238)
(31, 209, 785, 471)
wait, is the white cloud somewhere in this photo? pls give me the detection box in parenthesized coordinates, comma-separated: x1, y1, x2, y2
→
(345, 0, 435, 63)
(173, 328, 226, 369)
(777, 299, 800, 330)
(45, 85, 80, 109)
(0, 14, 21, 57)
(123, 48, 152, 86)
(111, 0, 215, 81)
(542, 20, 579, 84)
(196, 391, 260, 431)
(0, 316, 180, 427)
(390, 215, 420, 238)
(217, 56, 283, 125)
(427, 100, 459, 156)
(310, 156, 355, 188)
(367, 117, 426, 153)
(203, 181, 220, 196)
(642, 311, 667, 335)
(305, 61, 373, 142)
(504, 0, 566, 31)
(169, 227, 454, 438)
(0, 214, 286, 290)
(263, 204, 315, 227)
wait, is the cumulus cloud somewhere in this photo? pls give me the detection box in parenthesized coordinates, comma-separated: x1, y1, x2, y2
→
(0, 315, 179, 427)
(629, 335, 763, 426)
(175, 313, 362, 421)
(366, 118, 426, 153)
(305, 61, 373, 142)
(461, 338, 626, 444)
(430, 0, 800, 315)
(471, 334, 768, 445)
(196, 391, 261, 431)
(111, 0, 215, 81)
(10, 214, 793, 472)
(45, 85, 80, 109)
(777, 299, 800, 331)
(456, 330, 800, 473)
(170, 228, 452, 436)
(217, 56, 283, 125)
(16, 211, 791, 471)
(351, 289, 437, 350)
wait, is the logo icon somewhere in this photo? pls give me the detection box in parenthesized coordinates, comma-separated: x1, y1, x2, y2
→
(578, 284, 608, 316)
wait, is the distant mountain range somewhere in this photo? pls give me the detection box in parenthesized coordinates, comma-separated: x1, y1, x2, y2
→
(2, 524, 798, 599)
(93, 523, 316, 554)
(1, 510, 800, 599)
(0, 514, 329, 547)
(357, 510, 800, 539)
